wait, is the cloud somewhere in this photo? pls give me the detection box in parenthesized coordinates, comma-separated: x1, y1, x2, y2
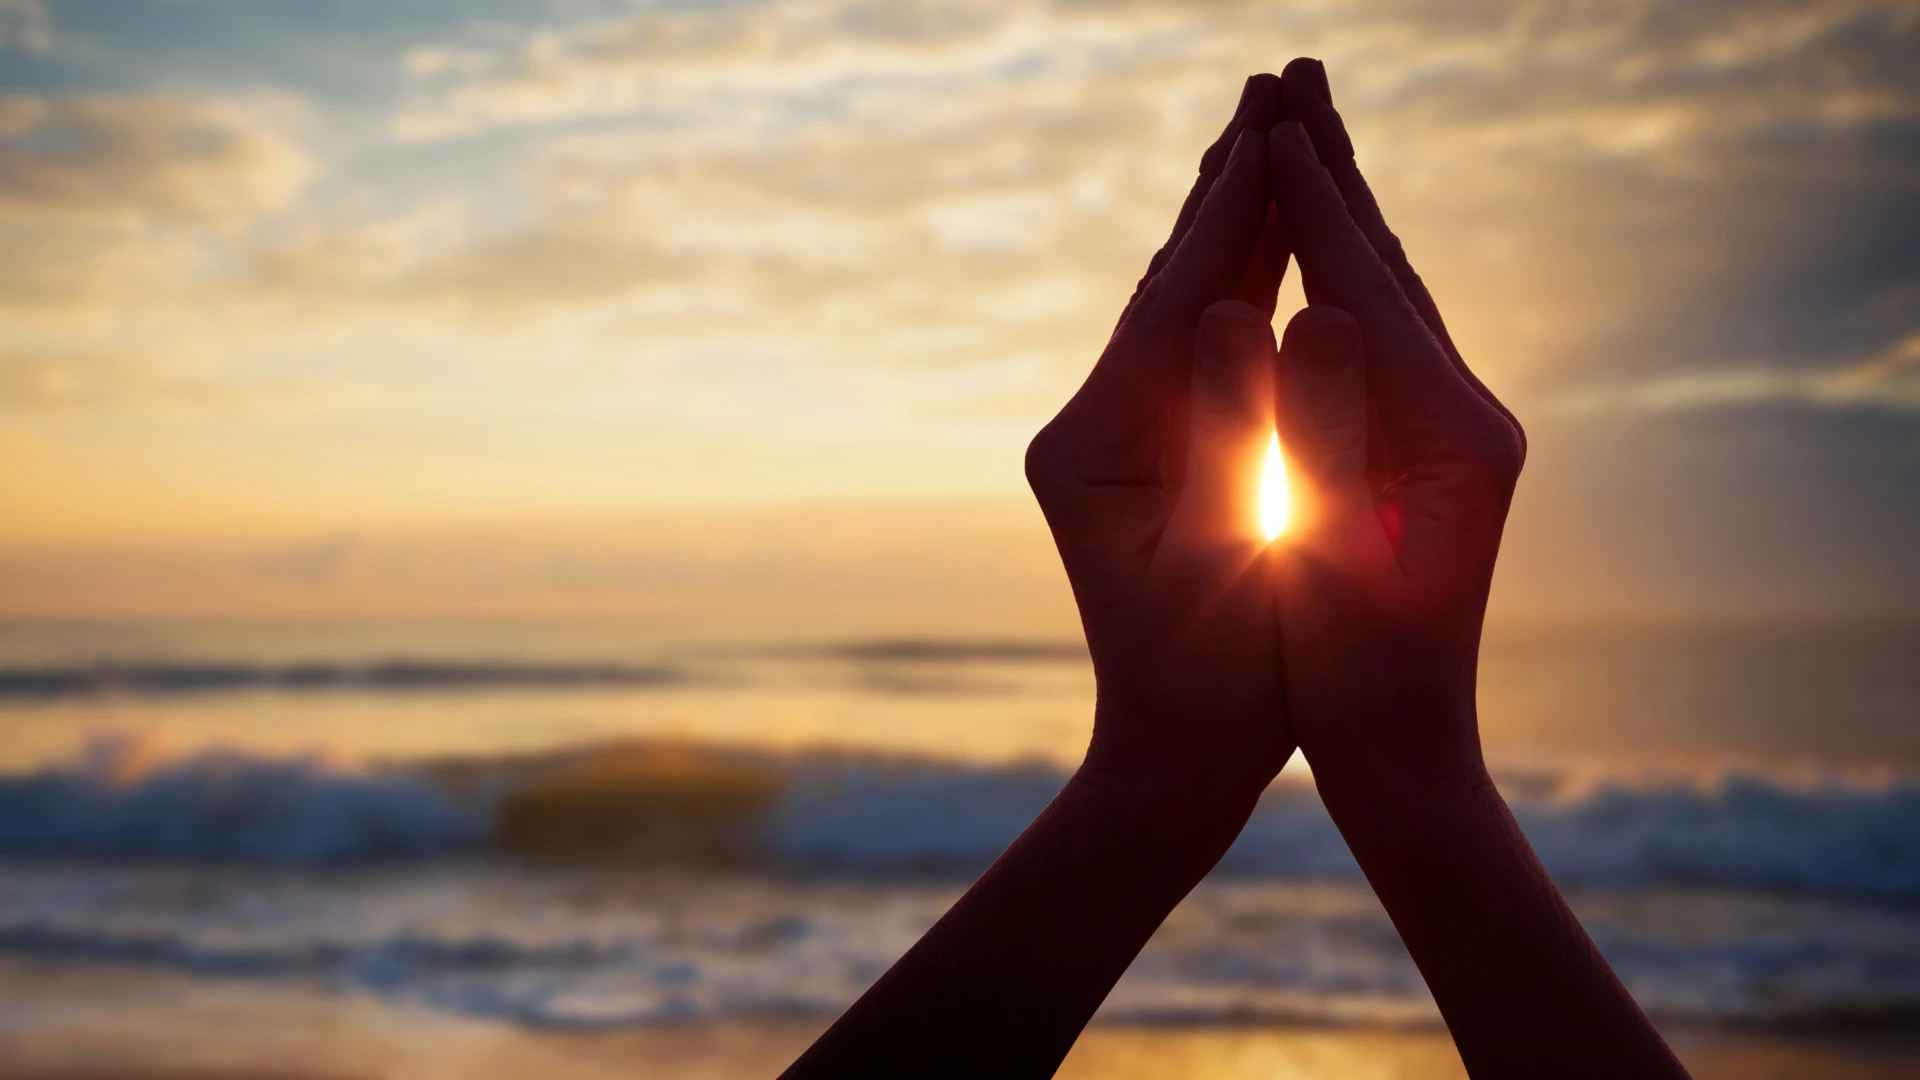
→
(0, 0, 1916, 618)
(1545, 335, 1920, 415)
(390, 0, 1048, 140)
(190, 0, 1920, 490)
(0, 0, 48, 52)
(0, 93, 309, 227)
(0, 225, 203, 314)
(0, 349, 327, 414)
(370, 0, 1920, 382)
(241, 78, 1161, 343)
(0, 93, 311, 319)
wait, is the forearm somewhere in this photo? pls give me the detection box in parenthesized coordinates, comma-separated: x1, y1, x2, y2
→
(781, 754, 1269, 1080)
(1316, 743, 1689, 1079)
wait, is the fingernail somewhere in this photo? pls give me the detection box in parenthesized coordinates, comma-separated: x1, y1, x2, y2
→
(1240, 72, 1283, 132)
(1198, 301, 1274, 369)
(1207, 299, 1272, 330)
(1286, 307, 1362, 372)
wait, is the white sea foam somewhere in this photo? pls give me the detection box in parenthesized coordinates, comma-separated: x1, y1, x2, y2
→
(1, 737, 1916, 900)
(0, 737, 486, 862)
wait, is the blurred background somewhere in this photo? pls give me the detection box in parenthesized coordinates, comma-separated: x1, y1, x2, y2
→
(1, 1, 1917, 1077)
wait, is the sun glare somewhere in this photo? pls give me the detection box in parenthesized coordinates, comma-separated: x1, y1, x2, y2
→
(1260, 432, 1290, 541)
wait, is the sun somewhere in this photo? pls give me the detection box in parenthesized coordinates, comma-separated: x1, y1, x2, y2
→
(1259, 432, 1290, 541)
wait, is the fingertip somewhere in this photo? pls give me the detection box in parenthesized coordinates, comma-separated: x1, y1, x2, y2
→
(1280, 68, 1321, 120)
(1268, 120, 1319, 168)
(1275, 303, 1370, 499)
(1234, 73, 1260, 112)
(1201, 78, 1275, 176)
(1241, 72, 1283, 128)
(1281, 62, 1357, 169)
(1280, 57, 1322, 95)
(1202, 298, 1275, 331)
(1195, 299, 1278, 380)
(1281, 304, 1363, 373)
(1229, 123, 1267, 163)
(1215, 125, 1271, 204)
(1207, 126, 1267, 212)
(1286, 303, 1360, 335)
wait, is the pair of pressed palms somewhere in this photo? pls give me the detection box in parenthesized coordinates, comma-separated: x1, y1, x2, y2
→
(784, 60, 1690, 1080)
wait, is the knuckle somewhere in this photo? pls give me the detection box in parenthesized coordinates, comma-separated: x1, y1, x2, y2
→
(1472, 416, 1526, 488)
(1024, 425, 1070, 497)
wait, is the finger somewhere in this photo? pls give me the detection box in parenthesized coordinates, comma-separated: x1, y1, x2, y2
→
(1274, 305, 1391, 566)
(1123, 73, 1283, 322)
(1126, 128, 1273, 339)
(1267, 120, 1491, 445)
(1230, 203, 1291, 318)
(1131, 128, 1274, 490)
(1275, 305, 1368, 496)
(1279, 57, 1525, 452)
(1279, 60, 1428, 326)
(1045, 127, 1272, 486)
(1159, 300, 1276, 558)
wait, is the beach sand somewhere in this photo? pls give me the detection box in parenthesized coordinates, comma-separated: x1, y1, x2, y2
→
(3, 959, 1916, 1080)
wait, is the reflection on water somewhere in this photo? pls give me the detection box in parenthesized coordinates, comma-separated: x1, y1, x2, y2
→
(4, 862, 1915, 1029)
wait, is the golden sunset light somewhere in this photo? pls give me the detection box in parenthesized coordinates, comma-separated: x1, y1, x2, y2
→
(1260, 432, 1289, 542)
(0, 0, 1911, 623)
(0, 4, 1916, 1078)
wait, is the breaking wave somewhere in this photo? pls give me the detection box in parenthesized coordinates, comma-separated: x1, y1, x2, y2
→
(2, 736, 1916, 901)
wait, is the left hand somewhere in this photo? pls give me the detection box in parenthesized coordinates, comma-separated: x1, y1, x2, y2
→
(1025, 75, 1293, 811)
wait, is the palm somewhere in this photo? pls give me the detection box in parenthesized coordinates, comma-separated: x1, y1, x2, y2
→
(1027, 77, 1295, 797)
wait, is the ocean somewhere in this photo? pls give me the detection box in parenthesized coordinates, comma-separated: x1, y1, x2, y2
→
(1, 619, 1917, 1074)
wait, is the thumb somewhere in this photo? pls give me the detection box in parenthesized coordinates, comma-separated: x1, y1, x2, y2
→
(1160, 299, 1277, 556)
(1274, 305, 1379, 554)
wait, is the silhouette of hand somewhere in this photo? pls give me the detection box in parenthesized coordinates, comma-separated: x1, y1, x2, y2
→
(1026, 76, 1293, 809)
(790, 67, 1689, 1080)
(788, 68, 1688, 1080)
(1265, 62, 1527, 794)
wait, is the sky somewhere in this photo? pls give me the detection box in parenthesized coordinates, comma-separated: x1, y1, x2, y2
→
(0, 0, 1916, 630)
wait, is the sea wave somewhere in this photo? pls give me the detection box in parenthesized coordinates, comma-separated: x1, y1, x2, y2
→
(0, 660, 690, 698)
(0, 639, 1088, 700)
(0, 867, 1913, 1029)
(1, 737, 1916, 901)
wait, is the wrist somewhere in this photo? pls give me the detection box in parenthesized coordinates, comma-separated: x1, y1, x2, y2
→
(1075, 743, 1279, 834)
(1307, 740, 1491, 805)
(1082, 692, 1292, 811)
(1307, 744, 1500, 866)
(1295, 689, 1487, 803)
(1063, 754, 1270, 878)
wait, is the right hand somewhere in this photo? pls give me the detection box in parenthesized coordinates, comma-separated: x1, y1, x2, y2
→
(1263, 60, 1527, 797)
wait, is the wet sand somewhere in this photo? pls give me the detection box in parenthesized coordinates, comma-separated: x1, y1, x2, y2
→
(3, 959, 1916, 1080)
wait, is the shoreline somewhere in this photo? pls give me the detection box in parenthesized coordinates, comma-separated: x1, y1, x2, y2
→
(5, 960, 1918, 1080)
